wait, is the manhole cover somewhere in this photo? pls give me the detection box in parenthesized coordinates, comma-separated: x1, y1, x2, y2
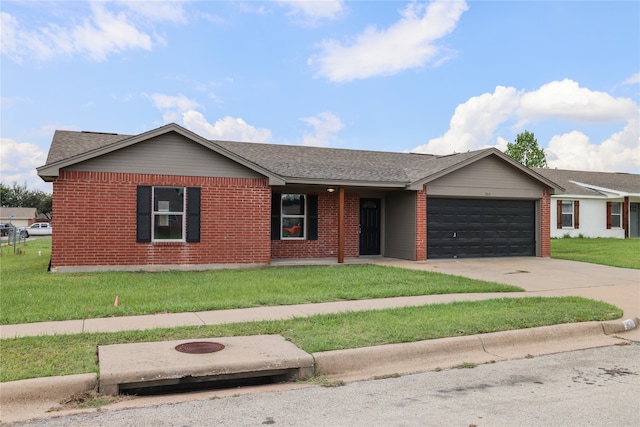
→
(175, 342, 225, 354)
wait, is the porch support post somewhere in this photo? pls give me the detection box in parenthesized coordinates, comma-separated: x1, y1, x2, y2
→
(338, 186, 345, 263)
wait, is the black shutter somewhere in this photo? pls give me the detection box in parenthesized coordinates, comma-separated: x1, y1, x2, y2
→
(137, 186, 151, 242)
(307, 194, 318, 241)
(187, 187, 201, 242)
(271, 193, 281, 240)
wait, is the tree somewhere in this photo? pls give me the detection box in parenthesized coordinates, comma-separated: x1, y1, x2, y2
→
(0, 181, 52, 216)
(505, 130, 548, 168)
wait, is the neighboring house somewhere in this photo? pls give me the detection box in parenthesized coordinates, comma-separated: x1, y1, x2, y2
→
(0, 207, 37, 228)
(37, 123, 562, 272)
(534, 168, 640, 239)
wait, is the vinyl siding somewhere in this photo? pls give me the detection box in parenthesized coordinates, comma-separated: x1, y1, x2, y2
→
(384, 191, 416, 260)
(427, 156, 546, 199)
(65, 133, 264, 179)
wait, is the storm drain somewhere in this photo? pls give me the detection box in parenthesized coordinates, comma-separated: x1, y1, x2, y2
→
(98, 335, 315, 396)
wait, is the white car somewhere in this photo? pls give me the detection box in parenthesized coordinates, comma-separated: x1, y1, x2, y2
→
(22, 222, 53, 236)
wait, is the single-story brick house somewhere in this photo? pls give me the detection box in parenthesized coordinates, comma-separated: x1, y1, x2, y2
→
(37, 123, 562, 272)
(533, 168, 640, 238)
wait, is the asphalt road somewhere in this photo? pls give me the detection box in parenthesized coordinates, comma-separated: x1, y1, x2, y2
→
(8, 343, 639, 427)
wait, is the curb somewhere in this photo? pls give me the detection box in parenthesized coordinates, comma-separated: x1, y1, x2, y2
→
(602, 317, 639, 335)
(1, 374, 97, 406)
(313, 320, 631, 378)
(1, 319, 637, 409)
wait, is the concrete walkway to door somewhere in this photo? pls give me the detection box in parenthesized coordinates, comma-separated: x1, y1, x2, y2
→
(376, 256, 640, 341)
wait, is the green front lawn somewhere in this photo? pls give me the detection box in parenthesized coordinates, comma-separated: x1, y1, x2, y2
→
(551, 237, 640, 269)
(1, 239, 521, 324)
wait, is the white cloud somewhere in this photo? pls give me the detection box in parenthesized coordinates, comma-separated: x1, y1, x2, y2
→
(622, 73, 640, 86)
(412, 79, 640, 173)
(519, 79, 637, 123)
(0, 138, 51, 191)
(117, 0, 188, 24)
(1, 2, 166, 62)
(151, 93, 201, 124)
(151, 93, 200, 112)
(546, 118, 640, 172)
(300, 112, 344, 147)
(182, 111, 272, 143)
(309, 0, 468, 82)
(414, 86, 520, 154)
(0, 12, 19, 61)
(280, 0, 346, 23)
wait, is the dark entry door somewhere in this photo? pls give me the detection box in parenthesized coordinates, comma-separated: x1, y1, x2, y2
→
(630, 203, 640, 238)
(360, 198, 381, 255)
(427, 198, 536, 259)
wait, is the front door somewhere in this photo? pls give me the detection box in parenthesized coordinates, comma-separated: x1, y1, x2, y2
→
(630, 203, 640, 238)
(360, 198, 381, 255)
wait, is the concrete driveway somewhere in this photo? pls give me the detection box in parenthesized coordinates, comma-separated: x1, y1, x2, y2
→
(378, 257, 640, 341)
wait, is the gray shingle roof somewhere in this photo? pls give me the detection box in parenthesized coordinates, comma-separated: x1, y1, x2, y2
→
(41, 125, 557, 190)
(215, 140, 478, 184)
(533, 168, 640, 196)
(46, 131, 129, 164)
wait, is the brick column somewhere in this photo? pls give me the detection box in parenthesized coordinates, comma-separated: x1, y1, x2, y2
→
(415, 185, 427, 261)
(541, 189, 551, 257)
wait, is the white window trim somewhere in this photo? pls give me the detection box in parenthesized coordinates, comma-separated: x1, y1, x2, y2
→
(152, 186, 186, 242)
(561, 200, 574, 229)
(281, 194, 306, 240)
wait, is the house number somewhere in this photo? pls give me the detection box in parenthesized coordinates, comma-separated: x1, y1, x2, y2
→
(485, 192, 491, 196)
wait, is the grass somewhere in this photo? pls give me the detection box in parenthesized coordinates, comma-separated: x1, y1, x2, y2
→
(1, 239, 522, 324)
(551, 237, 640, 269)
(0, 237, 626, 383)
(0, 296, 621, 383)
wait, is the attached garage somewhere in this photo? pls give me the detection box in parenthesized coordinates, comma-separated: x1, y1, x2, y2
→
(427, 198, 536, 259)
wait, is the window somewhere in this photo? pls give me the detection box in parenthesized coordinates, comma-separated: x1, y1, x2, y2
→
(608, 202, 622, 229)
(281, 194, 305, 239)
(561, 200, 574, 228)
(557, 200, 579, 229)
(153, 187, 185, 241)
(270, 193, 318, 241)
(137, 186, 200, 243)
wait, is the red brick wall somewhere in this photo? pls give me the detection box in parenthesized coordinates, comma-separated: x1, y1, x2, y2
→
(271, 192, 360, 259)
(51, 171, 272, 268)
(541, 189, 551, 257)
(415, 185, 427, 261)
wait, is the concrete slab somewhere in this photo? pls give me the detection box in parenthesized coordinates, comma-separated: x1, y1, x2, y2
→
(84, 312, 203, 333)
(98, 335, 314, 395)
(195, 306, 305, 325)
(0, 319, 84, 339)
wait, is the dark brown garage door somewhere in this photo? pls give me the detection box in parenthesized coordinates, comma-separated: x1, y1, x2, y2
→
(427, 198, 536, 259)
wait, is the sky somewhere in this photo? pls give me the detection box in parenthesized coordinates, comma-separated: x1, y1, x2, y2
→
(1, 0, 639, 193)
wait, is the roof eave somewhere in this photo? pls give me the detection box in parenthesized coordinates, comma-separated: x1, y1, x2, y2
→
(283, 177, 408, 189)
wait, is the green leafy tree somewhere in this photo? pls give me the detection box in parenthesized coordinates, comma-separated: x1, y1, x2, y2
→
(505, 130, 548, 168)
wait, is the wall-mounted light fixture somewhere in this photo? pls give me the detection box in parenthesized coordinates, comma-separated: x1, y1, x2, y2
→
(327, 187, 336, 193)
